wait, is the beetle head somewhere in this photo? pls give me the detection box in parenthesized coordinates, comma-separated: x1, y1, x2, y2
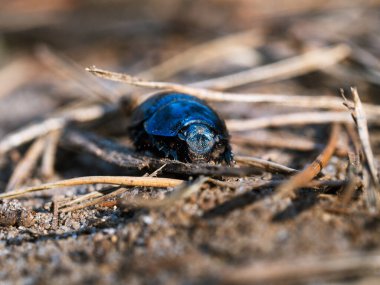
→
(179, 124, 217, 162)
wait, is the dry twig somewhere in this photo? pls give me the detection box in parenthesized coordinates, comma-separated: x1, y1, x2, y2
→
(339, 130, 362, 207)
(117, 176, 208, 210)
(63, 176, 208, 212)
(5, 137, 47, 192)
(58, 166, 168, 211)
(41, 130, 61, 178)
(342, 87, 379, 210)
(86, 67, 380, 117)
(193, 44, 351, 89)
(0, 176, 184, 200)
(0, 104, 117, 156)
(235, 155, 297, 175)
(227, 111, 353, 131)
(58, 186, 121, 212)
(274, 124, 340, 199)
(350, 88, 379, 185)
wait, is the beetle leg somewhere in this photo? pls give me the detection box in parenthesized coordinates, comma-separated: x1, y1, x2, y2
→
(150, 136, 178, 160)
(224, 146, 234, 165)
(169, 149, 178, 160)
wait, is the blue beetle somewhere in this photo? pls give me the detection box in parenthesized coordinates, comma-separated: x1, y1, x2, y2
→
(128, 92, 233, 164)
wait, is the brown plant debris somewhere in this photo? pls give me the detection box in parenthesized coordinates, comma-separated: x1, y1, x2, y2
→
(275, 123, 341, 199)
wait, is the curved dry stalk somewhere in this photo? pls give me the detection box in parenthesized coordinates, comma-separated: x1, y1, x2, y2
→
(227, 111, 353, 131)
(86, 67, 380, 116)
(0, 176, 184, 199)
(193, 44, 351, 89)
(274, 124, 341, 199)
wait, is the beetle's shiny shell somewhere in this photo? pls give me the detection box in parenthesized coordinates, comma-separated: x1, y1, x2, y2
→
(128, 92, 232, 163)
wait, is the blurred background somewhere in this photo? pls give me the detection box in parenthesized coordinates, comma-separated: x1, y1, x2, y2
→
(2, 0, 380, 153)
(1, 0, 380, 130)
(1, 1, 380, 100)
(0, 0, 379, 134)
